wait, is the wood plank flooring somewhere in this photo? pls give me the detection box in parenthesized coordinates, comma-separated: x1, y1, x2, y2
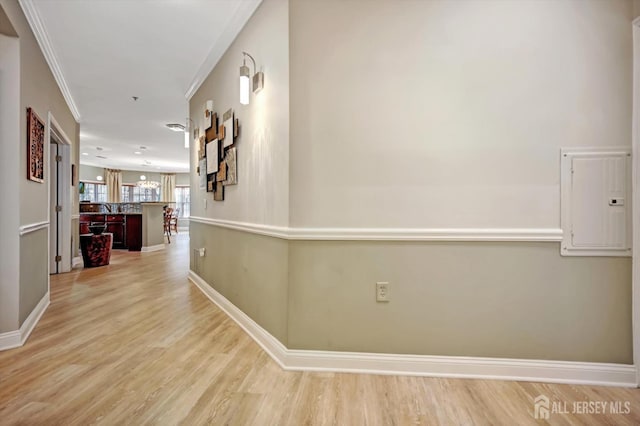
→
(1, 233, 639, 425)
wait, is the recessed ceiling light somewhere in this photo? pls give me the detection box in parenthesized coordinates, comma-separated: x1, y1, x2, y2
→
(134, 151, 141, 155)
(82, 152, 89, 156)
(165, 123, 185, 132)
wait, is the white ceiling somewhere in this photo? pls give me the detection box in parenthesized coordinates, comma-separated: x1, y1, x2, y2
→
(30, 0, 261, 173)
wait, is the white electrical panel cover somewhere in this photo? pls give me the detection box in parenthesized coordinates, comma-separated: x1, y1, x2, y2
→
(560, 148, 631, 257)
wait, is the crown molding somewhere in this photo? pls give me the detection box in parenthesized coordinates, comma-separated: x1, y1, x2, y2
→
(184, 0, 263, 100)
(18, 0, 81, 122)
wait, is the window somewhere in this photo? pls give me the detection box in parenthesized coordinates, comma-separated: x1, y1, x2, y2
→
(79, 182, 107, 202)
(175, 186, 190, 218)
(121, 184, 159, 202)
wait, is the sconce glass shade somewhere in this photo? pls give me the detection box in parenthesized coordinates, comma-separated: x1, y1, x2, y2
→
(184, 118, 190, 149)
(240, 64, 250, 105)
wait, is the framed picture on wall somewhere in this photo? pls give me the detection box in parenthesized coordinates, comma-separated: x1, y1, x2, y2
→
(27, 107, 45, 183)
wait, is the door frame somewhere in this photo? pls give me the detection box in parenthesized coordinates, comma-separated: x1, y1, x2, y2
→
(47, 112, 72, 276)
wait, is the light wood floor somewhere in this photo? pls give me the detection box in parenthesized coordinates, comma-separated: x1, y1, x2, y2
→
(1, 234, 639, 425)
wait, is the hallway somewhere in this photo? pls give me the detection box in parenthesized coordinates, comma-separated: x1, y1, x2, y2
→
(0, 235, 639, 425)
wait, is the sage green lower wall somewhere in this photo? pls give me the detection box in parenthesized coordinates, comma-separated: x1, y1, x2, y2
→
(190, 222, 289, 345)
(19, 228, 48, 326)
(191, 223, 633, 364)
(288, 241, 632, 364)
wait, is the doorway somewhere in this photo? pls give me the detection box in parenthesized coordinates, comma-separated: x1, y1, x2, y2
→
(48, 115, 72, 274)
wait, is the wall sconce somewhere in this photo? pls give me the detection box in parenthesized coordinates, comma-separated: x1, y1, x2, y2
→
(184, 118, 192, 149)
(240, 51, 264, 105)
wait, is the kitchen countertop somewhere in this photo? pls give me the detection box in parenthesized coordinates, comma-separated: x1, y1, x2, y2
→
(79, 212, 142, 215)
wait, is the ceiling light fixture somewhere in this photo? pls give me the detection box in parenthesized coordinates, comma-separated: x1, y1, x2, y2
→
(134, 151, 141, 155)
(137, 175, 159, 189)
(166, 123, 185, 132)
(96, 175, 103, 181)
(240, 51, 264, 105)
(82, 152, 89, 156)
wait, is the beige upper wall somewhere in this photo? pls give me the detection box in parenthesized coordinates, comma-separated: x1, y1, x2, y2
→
(0, 0, 79, 227)
(0, 1, 16, 36)
(289, 0, 633, 228)
(190, 0, 289, 227)
(0, 0, 79, 332)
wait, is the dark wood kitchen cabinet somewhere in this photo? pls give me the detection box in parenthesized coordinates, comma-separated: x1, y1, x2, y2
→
(125, 214, 142, 251)
(106, 215, 125, 249)
(79, 213, 142, 251)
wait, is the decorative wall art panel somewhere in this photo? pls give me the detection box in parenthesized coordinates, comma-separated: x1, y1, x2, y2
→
(199, 158, 207, 189)
(206, 139, 219, 174)
(223, 147, 237, 186)
(199, 135, 206, 159)
(206, 174, 215, 192)
(206, 113, 218, 141)
(214, 181, 224, 201)
(217, 160, 227, 182)
(223, 115, 234, 149)
(204, 108, 212, 130)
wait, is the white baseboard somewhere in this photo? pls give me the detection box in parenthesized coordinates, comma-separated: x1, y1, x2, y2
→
(0, 330, 21, 351)
(0, 291, 49, 351)
(188, 271, 636, 387)
(72, 256, 82, 268)
(188, 270, 287, 368)
(141, 244, 165, 252)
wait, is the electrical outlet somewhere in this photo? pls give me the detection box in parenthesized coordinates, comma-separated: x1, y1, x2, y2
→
(199, 248, 206, 257)
(376, 282, 390, 302)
